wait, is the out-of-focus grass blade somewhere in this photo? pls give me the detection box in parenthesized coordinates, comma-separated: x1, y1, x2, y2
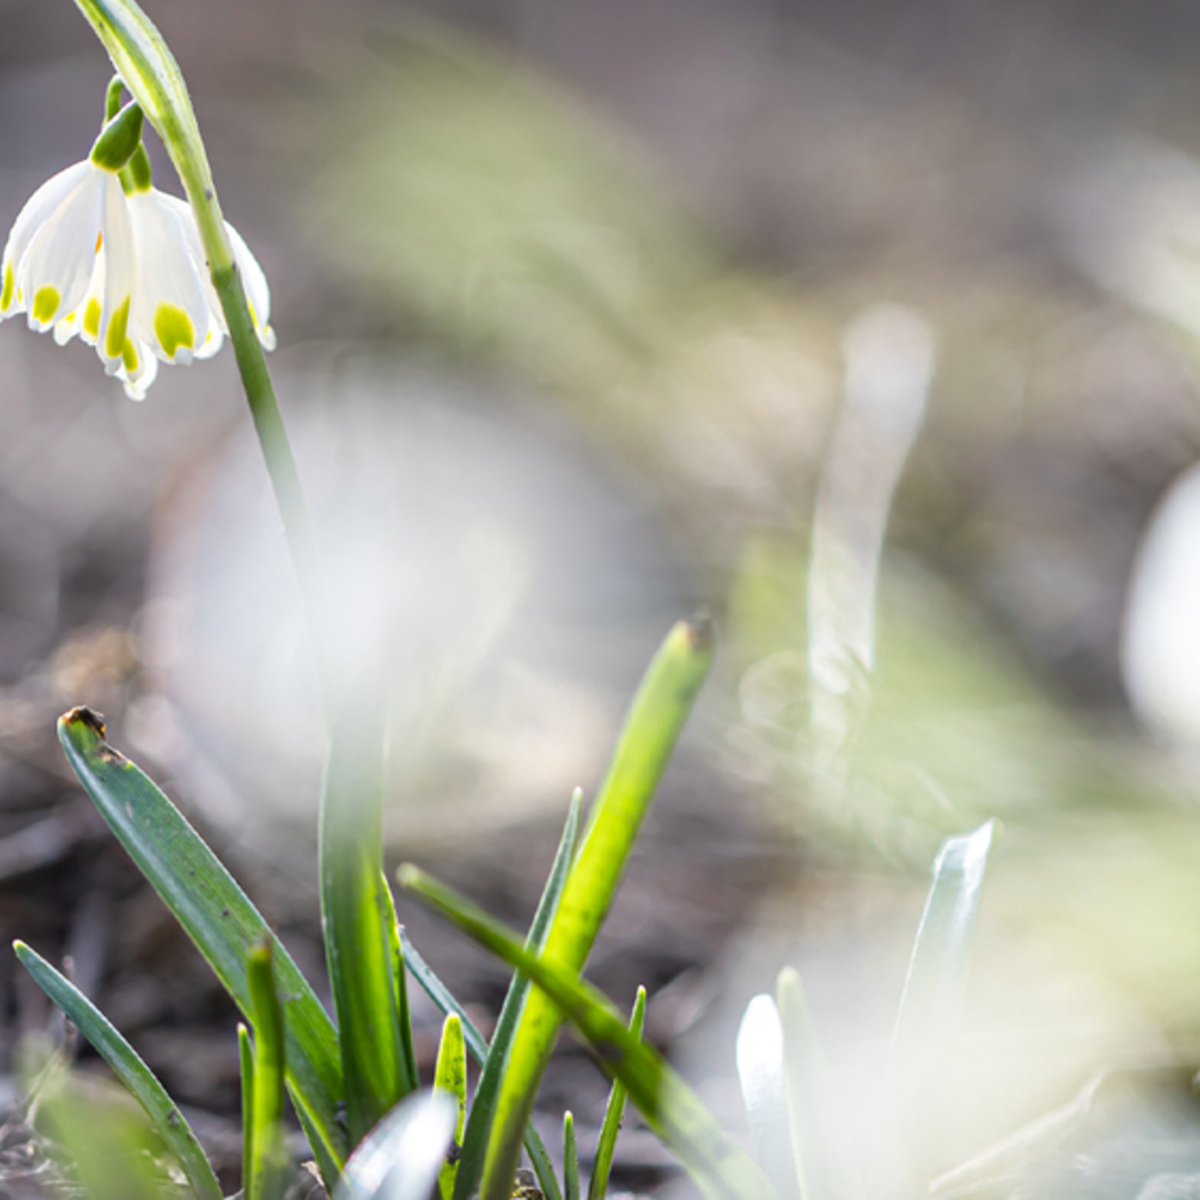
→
(587, 986, 645, 1200)
(735, 993, 798, 1200)
(247, 942, 289, 1200)
(891, 820, 998, 1064)
(34, 1064, 174, 1200)
(399, 864, 779, 1200)
(400, 932, 562, 1200)
(14, 940, 223, 1200)
(433, 1015, 466, 1200)
(56, 708, 347, 1178)
(333, 1091, 457, 1200)
(321, 701, 409, 1145)
(482, 616, 713, 1200)
(239, 1023, 255, 1197)
(563, 1112, 579, 1200)
(776, 969, 863, 1200)
(888, 820, 997, 1190)
(453, 790, 581, 1200)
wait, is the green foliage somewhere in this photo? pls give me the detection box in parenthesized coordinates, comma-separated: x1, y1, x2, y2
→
(481, 615, 713, 1200)
(321, 701, 411, 1144)
(398, 863, 780, 1200)
(587, 987, 645, 1200)
(13, 941, 222, 1200)
(53, 708, 347, 1180)
(246, 942, 290, 1200)
(432, 1016, 466, 1200)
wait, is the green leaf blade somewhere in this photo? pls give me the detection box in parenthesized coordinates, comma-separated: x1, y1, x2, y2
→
(399, 864, 779, 1200)
(588, 986, 645, 1200)
(433, 1016, 467, 1200)
(320, 703, 410, 1145)
(776, 969, 862, 1200)
(482, 617, 713, 1200)
(399, 932, 562, 1200)
(454, 790, 581, 1200)
(247, 943, 290, 1200)
(14, 940, 223, 1200)
(56, 708, 348, 1177)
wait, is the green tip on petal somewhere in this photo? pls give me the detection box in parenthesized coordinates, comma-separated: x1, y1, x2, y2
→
(1, 263, 14, 312)
(154, 302, 194, 359)
(83, 298, 102, 339)
(105, 295, 131, 359)
(32, 286, 61, 326)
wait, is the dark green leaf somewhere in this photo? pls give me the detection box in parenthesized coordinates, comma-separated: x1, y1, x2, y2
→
(14, 940, 223, 1200)
(56, 708, 347, 1178)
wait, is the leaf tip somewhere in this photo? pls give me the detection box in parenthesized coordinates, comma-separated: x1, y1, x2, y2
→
(683, 608, 714, 654)
(59, 705, 107, 740)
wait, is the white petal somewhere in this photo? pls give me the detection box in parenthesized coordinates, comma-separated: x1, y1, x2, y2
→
(227, 219, 276, 350)
(118, 339, 158, 399)
(18, 164, 105, 331)
(160, 193, 274, 350)
(1, 160, 91, 318)
(95, 172, 135, 372)
(53, 241, 106, 347)
(128, 191, 210, 365)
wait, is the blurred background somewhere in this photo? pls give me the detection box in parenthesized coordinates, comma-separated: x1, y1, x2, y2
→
(5, 0, 1200, 1196)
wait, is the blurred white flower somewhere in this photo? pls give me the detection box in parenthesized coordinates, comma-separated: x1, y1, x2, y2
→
(1, 158, 274, 399)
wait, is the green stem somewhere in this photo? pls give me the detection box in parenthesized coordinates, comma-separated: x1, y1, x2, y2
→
(71, 0, 333, 708)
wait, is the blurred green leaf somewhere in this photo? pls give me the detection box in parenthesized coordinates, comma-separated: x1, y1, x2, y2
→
(322, 700, 411, 1145)
(777, 969, 863, 1200)
(14, 940, 223, 1200)
(334, 1091, 457, 1200)
(55, 708, 348, 1178)
(735, 993, 798, 1200)
(482, 615, 713, 1200)
(889, 820, 998, 1188)
(33, 1065, 173, 1200)
(398, 863, 779, 1200)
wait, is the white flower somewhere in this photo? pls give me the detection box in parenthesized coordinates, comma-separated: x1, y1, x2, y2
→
(2, 159, 275, 399)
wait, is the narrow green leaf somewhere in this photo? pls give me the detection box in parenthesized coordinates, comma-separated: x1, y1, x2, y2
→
(55, 708, 347, 1177)
(247, 942, 290, 1200)
(588, 986, 645, 1200)
(482, 617, 713, 1200)
(399, 932, 562, 1200)
(384, 875, 421, 1097)
(776, 969, 863, 1200)
(321, 701, 409, 1146)
(454, 790, 582, 1200)
(239, 1023, 256, 1199)
(433, 1016, 467, 1200)
(563, 1112, 579, 1200)
(13, 940, 223, 1200)
(398, 864, 779, 1200)
(734, 994, 798, 1200)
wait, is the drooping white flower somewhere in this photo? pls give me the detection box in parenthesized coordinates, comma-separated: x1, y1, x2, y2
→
(1, 117, 275, 399)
